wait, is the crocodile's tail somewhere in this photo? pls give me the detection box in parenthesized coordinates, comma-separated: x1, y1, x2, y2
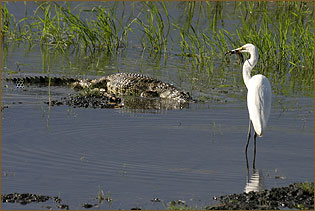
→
(4, 75, 80, 87)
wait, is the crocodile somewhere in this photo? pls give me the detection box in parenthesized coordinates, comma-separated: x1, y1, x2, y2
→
(4, 73, 192, 109)
(72, 73, 192, 103)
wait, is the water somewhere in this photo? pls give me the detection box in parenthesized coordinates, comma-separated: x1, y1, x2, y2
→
(1, 1, 314, 210)
(2, 85, 313, 210)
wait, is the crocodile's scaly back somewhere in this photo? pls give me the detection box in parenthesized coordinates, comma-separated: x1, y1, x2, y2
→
(4, 73, 192, 104)
(4, 75, 79, 87)
(104, 73, 192, 103)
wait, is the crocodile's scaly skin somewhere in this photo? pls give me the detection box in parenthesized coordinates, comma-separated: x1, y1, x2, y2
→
(5, 75, 79, 86)
(89, 73, 191, 103)
(5, 73, 192, 103)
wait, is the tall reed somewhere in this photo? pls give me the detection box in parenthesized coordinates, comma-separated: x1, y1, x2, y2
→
(1, 1, 313, 95)
(175, 1, 314, 95)
(135, 1, 170, 54)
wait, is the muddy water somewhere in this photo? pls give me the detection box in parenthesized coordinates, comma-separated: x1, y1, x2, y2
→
(1, 1, 314, 210)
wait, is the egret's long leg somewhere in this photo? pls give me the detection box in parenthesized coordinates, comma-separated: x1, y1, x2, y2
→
(245, 120, 252, 153)
(253, 132, 257, 169)
(246, 164, 249, 183)
(245, 120, 252, 170)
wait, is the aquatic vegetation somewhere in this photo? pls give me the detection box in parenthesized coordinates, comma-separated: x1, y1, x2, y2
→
(233, 2, 314, 96)
(96, 186, 112, 203)
(1, 2, 32, 42)
(2, 2, 136, 53)
(176, 1, 314, 96)
(1, 1, 313, 97)
(164, 200, 193, 210)
(297, 182, 314, 195)
(135, 1, 170, 55)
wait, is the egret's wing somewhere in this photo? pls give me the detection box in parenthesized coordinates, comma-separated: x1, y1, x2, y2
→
(247, 75, 272, 136)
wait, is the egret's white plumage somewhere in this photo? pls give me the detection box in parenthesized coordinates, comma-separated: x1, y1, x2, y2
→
(237, 44, 271, 137)
(226, 43, 272, 168)
(247, 75, 271, 136)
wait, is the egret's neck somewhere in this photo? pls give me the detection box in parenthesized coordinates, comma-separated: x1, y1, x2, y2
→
(242, 50, 258, 89)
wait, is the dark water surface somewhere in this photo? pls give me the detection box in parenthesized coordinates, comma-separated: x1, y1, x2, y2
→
(1, 1, 314, 210)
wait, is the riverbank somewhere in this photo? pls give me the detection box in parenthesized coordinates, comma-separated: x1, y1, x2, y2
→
(206, 182, 314, 210)
(2, 182, 313, 210)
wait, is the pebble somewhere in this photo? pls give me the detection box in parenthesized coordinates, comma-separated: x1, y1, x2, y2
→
(1, 193, 69, 210)
(151, 197, 161, 202)
(82, 203, 95, 208)
(1, 193, 50, 205)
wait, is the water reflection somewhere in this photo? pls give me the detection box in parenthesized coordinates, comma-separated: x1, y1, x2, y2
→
(245, 169, 265, 193)
(122, 96, 190, 111)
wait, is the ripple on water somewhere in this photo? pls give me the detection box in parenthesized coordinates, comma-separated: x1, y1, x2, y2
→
(2, 95, 313, 209)
(2, 104, 245, 194)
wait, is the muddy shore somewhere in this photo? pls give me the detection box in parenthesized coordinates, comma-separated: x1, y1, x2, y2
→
(206, 182, 314, 210)
(2, 182, 313, 210)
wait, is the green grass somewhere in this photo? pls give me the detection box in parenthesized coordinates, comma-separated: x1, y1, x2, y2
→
(175, 1, 314, 96)
(135, 1, 170, 55)
(163, 200, 198, 210)
(2, 2, 136, 53)
(297, 182, 314, 195)
(1, 1, 314, 97)
(232, 2, 314, 96)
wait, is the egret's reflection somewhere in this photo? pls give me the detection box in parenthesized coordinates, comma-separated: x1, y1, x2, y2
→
(245, 169, 265, 193)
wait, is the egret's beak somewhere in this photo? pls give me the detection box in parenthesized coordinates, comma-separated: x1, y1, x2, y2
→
(225, 47, 244, 64)
(225, 46, 244, 56)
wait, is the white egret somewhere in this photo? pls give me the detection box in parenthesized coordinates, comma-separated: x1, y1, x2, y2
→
(226, 44, 272, 169)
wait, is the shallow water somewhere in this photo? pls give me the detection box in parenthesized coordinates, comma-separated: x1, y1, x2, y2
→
(1, 1, 314, 210)
(1, 83, 313, 209)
